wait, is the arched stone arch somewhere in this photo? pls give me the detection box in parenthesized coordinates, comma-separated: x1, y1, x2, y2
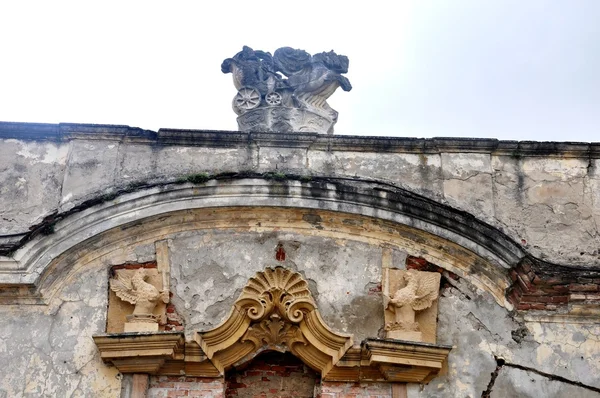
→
(0, 175, 528, 308)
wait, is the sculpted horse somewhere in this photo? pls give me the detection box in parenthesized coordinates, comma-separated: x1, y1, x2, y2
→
(274, 48, 352, 115)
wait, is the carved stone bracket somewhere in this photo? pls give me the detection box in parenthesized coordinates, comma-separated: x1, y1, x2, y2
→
(93, 332, 185, 374)
(194, 266, 353, 378)
(326, 338, 452, 384)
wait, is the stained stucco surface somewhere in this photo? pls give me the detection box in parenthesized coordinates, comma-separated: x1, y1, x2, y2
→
(1, 132, 598, 267)
(0, 266, 120, 397)
(0, 125, 599, 397)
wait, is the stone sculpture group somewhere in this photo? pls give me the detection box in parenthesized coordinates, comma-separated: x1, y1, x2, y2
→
(222, 46, 352, 134)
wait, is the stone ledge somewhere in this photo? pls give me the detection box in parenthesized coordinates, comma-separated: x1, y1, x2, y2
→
(325, 338, 452, 384)
(93, 332, 185, 374)
(1, 121, 598, 157)
(92, 331, 451, 384)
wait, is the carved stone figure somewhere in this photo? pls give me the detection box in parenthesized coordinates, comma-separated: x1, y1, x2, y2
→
(110, 267, 169, 332)
(382, 269, 441, 342)
(222, 46, 352, 134)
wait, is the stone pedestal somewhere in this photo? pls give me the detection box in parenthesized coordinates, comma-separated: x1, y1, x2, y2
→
(124, 314, 159, 332)
(237, 107, 336, 134)
(387, 330, 422, 341)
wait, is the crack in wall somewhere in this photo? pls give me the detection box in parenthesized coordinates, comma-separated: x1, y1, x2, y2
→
(481, 356, 600, 397)
(481, 357, 504, 398)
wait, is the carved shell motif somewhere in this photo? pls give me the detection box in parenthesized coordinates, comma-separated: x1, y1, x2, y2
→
(235, 267, 316, 323)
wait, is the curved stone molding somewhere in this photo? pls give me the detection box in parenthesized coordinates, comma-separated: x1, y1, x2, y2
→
(9, 175, 597, 314)
(0, 177, 525, 298)
(194, 266, 353, 377)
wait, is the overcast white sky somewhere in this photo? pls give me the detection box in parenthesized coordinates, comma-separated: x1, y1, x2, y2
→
(0, 1, 598, 141)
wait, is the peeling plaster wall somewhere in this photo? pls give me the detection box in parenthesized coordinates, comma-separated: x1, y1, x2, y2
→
(1, 129, 598, 266)
(167, 230, 384, 341)
(1, 124, 599, 397)
(2, 225, 599, 396)
(0, 266, 120, 397)
(420, 277, 600, 397)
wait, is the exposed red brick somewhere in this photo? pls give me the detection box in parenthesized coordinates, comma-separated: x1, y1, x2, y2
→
(516, 274, 533, 291)
(275, 244, 286, 261)
(367, 283, 382, 295)
(520, 262, 532, 273)
(551, 285, 570, 293)
(406, 256, 428, 270)
(446, 271, 460, 280)
(520, 295, 568, 304)
(569, 284, 598, 292)
(112, 261, 157, 271)
(225, 352, 317, 398)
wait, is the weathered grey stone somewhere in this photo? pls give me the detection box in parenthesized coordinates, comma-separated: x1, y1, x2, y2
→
(308, 152, 444, 200)
(492, 155, 600, 266)
(257, 146, 308, 173)
(222, 46, 351, 134)
(0, 139, 68, 235)
(60, 140, 120, 211)
(0, 266, 119, 397)
(114, 142, 256, 190)
(154, 145, 255, 179)
(490, 366, 600, 398)
(442, 152, 494, 221)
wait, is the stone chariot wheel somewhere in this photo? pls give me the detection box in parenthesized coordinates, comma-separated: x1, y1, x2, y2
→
(265, 92, 282, 106)
(233, 86, 261, 114)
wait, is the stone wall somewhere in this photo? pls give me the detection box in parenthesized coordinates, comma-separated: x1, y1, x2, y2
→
(1, 123, 598, 268)
(0, 122, 599, 397)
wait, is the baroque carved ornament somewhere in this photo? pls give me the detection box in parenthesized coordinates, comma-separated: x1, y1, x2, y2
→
(95, 264, 451, 384)
(195, 266, 353, 377)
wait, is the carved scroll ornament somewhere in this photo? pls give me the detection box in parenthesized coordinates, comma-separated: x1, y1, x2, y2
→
(195, 266, 353, 377)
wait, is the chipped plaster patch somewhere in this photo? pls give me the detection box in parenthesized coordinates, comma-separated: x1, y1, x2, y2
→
(16, 142, 69, 165)
(61, 192, 73, 204)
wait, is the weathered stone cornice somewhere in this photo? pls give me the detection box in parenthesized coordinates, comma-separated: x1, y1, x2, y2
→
(93, 332, 185, 374)
(1, 121, 598, 157)
(2, 176, 599, 316)
(325, 338, 452, 383)
(0, 178, 522, 305)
